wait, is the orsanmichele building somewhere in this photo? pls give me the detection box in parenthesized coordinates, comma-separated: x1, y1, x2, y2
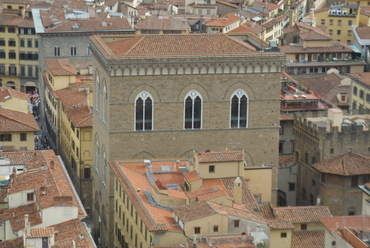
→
(89, 33, 285, 247)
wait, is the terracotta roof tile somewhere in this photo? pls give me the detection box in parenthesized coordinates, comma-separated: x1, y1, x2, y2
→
(136, 16, 189, 31)
(173, 201, 218, 222)
(292, 230, 325, 248)
(206, 14, 241, 27)
(27, 227, 55, 238)
(312, 153, 370, 176)
(98, 33, 256, 57)
(348, 72, 370, 86)
(45, 59, 76, 76)
(51, 219, 96, 248)
(7, 150, 85, 217)
(301, 73, 350, 107)
(272, 206, 332, 223)
(0, 203, 42, 232)
(207, 201, 266, 224)
(184, 171, 201, 182)
(0, 237, 23, 247)
(0, 108, 39, 132)
(39, 9, 132, 32)
(0, 151, 41, 165)
(216, 0, 238, 8)
(111, 160, 187, 231)
(320, 216, 370, 232)
(0, 87, 30, 102)
(196, 150, 244, 163)
(267, 219, 294, 229)
(278, 156, 295, 165)
(299, 30, 331, 41)
(253, 1, 279, 11)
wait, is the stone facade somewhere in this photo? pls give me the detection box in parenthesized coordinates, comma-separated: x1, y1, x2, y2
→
(294, 110, 370, 214)
(90, 34, 285, 248)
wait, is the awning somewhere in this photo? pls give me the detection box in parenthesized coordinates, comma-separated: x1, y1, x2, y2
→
(349, 45, 362, 53)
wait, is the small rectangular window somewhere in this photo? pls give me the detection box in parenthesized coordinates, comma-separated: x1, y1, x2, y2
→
(20, 133, 27, 141)
(301, 224, 307, 230)
(281, 232, 287, 238)
(338, 20, 342, 26)
(209, 165, 215, 173)
(289, 182, 295, 191)
(194, 227, 201, 234)
(27, 193, 34, 201)
(329, 19, 333, 25)
(234, 220, 240, 227)
(213, 225, 218, 232)
(8, 27, 15, 33)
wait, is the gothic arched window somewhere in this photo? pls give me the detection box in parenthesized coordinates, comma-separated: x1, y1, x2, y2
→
(135, 91, 153, 131)
(230, 89, 248, 128)
(184, 90, 202, 129)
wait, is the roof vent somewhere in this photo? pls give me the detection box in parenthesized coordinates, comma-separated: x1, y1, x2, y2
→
(144, 160, 151, 168)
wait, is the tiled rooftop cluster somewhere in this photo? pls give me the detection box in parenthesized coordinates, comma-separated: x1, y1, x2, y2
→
(0, 150, 95, 247)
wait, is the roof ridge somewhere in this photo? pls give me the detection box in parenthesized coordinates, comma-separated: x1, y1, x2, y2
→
(124, 35, 145, 56)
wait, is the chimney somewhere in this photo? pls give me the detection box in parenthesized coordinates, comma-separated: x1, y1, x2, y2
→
(24, 214, 31, 236)
(193, 235, 197, 244)
(328, 108, 343, 132)
(144, 160, 151, 169)
(233, 177, 243, 204)
(50, 160, 55, 169)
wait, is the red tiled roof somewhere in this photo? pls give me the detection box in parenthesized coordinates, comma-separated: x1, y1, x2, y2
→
(39, 9, 132, 32)
(278, 156, 295, 165)
(207, 201, 267, 224)
(267, 219, 294, 229)
(184, 171, 201, 182)
(320, 216, 370, 232)
(272, 206, 332, 223)
(253, 1, 279, 11)
(45, 59, 76, 76)
(0, 87, 30, 102)
(196, 150, 244, 163)
(0, 203, 42, 232)
(348, 72, 370, 86)
(95, 33, 257, 58)
(51, 219, 96, 248)
(216, 0, 238, 8)
(0, 151, 41, 165)
(292, 230, 325, 248)
(0, 108, 39, 132)
(206, 13, 241, 27)
(0, 237, 23, 247)
(299, 30, 331, 41)
(7, 150, 85, 217)
(27, 227, 55, 238)
(173, 201, 218, 222)
(136, 16, 189, 31)
(312, 153, 370, 176)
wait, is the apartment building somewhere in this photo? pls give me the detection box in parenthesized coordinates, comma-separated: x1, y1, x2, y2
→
(42, 59, 93, 212)
(0, 0, 38, 93)
(0, 87, 38, 151)
(280, 22, 365, 75)
(348, 72, 370, 114)
(315, 4, 359, 44)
